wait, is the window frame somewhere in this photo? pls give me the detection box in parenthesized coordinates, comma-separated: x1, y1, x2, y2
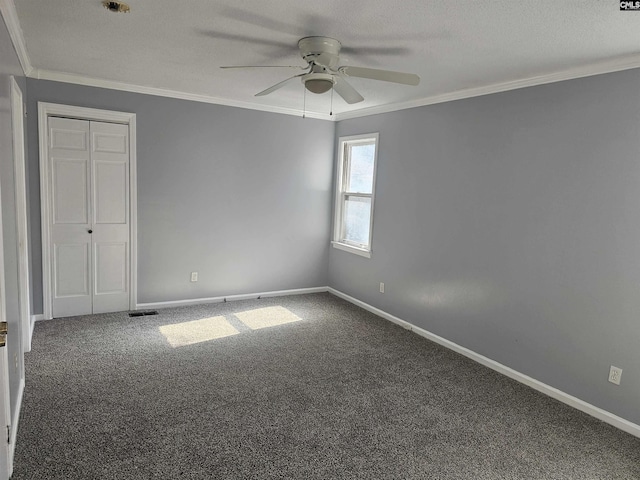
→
(332, 133, 379, 258)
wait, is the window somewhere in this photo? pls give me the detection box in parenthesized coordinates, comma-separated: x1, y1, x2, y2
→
(332, 133, 379, 258)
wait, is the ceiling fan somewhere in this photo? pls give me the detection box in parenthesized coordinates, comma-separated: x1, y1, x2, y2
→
(221, 36, 420, 104)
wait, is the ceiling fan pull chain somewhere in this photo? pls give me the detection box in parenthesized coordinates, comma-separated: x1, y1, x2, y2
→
(302, 83, 307, 119)
(330, 84, 334, 116)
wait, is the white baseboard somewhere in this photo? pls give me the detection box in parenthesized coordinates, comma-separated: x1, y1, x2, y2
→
(9, 376, 24, 476)
(31, 314, 44, 322)
(137, 286, 330, 310)
(328, 288, 640, 439)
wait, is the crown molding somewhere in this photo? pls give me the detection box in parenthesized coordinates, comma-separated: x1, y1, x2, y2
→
(0, 0, 33, 76)
(33, 52, 640, 123)
(334, 53, 640, 121)
(31, 69, 333, 121)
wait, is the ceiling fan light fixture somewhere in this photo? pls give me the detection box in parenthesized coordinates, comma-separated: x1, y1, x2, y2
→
(302, 73, 335, 94)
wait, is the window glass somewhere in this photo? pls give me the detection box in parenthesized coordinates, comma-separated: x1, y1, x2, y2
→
(343, 196, 371, 245)
(347, 143, 375, 194)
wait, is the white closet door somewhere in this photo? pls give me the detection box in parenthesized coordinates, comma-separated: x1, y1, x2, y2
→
(49, 117, 93, 317)
(90, 121, 130, 314)
(48, 118, 130, 317)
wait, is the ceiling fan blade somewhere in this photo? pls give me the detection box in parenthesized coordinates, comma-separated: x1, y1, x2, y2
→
(221, 65, 306, 70)
(333, 76, 364, 104)
(313, 52, 339, 69)
(341, 46, 411, 56)
(219, 6, 304, 36)
(339, 66, 420, 86)
(255, 74, 305, 97)
(197, 29, 293, 49)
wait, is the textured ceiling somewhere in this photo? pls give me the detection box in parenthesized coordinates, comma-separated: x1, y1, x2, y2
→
(10, 0, 640, 118)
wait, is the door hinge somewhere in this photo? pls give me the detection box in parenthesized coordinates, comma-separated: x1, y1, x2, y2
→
(6, 425, 10, 444)
(0, 322, 8, 348)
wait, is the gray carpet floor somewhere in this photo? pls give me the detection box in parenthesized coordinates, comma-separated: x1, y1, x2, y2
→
(12, 293, 640, 479)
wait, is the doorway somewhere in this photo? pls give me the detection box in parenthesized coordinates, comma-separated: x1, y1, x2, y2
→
(38, 103, 138, 319)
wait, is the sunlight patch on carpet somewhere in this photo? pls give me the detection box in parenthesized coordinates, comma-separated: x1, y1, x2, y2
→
(234, 306, 301, 330)
(159, 316, 239, 347)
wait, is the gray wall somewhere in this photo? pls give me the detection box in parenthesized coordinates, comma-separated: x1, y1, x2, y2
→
(26, 79, 335, 309)
(330, 69, 640, 425)
(0, 16, 27, 425)
(21, 64, 640, 428)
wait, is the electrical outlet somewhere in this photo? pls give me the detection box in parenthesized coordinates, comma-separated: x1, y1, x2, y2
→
(379, 282, 385, 293)
(608, 365, 623, 385)
(190, 272, 198, 282)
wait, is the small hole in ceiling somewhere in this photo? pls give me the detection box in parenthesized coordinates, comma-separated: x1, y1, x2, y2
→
(102, 1, 130, 13)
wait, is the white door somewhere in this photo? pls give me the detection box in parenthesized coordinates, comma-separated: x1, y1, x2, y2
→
(0, 328, 9, 480)
(11, 78, 31, 353)
(0, 156, 13, 480)
(48, 117, 130, 317)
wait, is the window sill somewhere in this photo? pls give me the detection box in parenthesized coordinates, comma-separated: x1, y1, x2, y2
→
(331, 241, 372, 258)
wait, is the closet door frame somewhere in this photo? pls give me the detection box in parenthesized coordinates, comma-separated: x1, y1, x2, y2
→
(38, 102, 137, 320)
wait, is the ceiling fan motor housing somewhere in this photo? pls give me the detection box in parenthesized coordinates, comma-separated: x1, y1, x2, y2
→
(298, 36, 341, 69)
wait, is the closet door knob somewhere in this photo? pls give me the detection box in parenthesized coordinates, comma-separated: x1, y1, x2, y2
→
(88, 229, 93, 234)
